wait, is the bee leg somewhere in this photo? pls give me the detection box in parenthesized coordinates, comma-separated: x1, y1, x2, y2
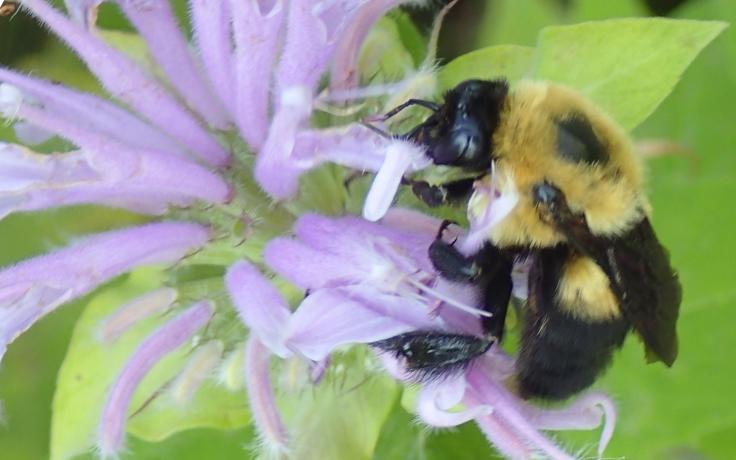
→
(406, 177, 477, 207)
(430, 235, 515, 340)
(533, 182, 602, 255)
(371, 331, 493, 379)
(533, 182, 622, 293)
(381, 99, 440, 121)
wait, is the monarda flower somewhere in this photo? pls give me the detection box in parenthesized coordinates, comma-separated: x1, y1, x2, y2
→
(0, 1, 612, 459)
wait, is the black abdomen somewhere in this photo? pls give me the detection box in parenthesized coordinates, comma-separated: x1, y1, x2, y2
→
(516, 308, 629, 399)
(516, 247, 630, 400)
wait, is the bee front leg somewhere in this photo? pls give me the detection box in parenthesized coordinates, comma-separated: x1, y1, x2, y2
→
(407, 177, 477, 207)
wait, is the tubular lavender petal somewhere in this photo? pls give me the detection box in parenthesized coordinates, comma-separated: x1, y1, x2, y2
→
(330, 0, 417, 91)
(21, 0, 229, 166)
(229, 0, 285, 150)
(466, 396, 535, 460)
(0, 69, 191, 158)
(244, 336, 289, 456)
(116, 0, 230, 129)
(225, 261, 291, 358)
(465, 368, 576, 460)
(98, 301, 213, 457)
(0, 222, 210, 361)
(97, 288, 178, 344)
(190, 0, 237, 119)
(0, 143, 231, 220)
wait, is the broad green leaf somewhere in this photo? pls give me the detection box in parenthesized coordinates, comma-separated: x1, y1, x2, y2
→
(532, 18, 728, 130)
(50, 268, 248, 460)
(439, 45, 535, 90)
(127, 380, 249, 442)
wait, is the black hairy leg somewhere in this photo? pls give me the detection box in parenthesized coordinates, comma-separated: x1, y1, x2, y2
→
(371, 331, 493, 380)
(429, 229, 514, 341)
(405, 177, 477, 207)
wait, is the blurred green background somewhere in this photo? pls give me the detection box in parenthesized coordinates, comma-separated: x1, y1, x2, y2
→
(0, 0, 734, 459)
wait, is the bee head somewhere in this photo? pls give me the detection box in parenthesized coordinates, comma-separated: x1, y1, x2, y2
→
(415, 79, 508, 172)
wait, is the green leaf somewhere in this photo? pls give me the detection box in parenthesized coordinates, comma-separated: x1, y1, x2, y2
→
(531, 18, 728, 130)
(50, 269, 248, 460)
(438, 45, 535, 90)
(127, 380, 249, 443)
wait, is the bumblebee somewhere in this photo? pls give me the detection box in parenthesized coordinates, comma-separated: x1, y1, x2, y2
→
(373, 79, 681, 399)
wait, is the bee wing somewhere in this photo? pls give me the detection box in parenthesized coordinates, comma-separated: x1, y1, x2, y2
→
(606, 218, 681, 366)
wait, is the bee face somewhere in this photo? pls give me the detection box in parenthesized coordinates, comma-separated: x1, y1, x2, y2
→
(419, 79, 508, 171)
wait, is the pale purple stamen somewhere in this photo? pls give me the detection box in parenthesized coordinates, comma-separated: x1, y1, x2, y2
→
(98, 301, 213, 457)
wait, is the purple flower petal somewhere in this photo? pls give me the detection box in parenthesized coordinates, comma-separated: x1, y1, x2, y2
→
(285, 288, 417, 361)
(22, 0, 229, 166)
(225, 261, 291, 358)
(0, 143, 231, 219)
(330, 0, 417, 91)
(98, 301, 213, 457)
(264, 237, 367, 290)
(523, 392, 616, 458)
(245, 336, 289, 455)
(97, 288, 178, 344)
(465, 367, 575, 460)
(0, 72, 191, 158)
(363, 141, 430, 221)
(229, 0, 285, 150)
(115, 0, 230, 129)
(190, 0, 237, 120)
(417, 377, 492, 427)
(293, 124, 406, 172)
(0, 222, 210, 361)
(293, 212, 435, 272)
(255, 86, 313, 199)
(275, 0, 360, 93)
(13, 121, 53, 145)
